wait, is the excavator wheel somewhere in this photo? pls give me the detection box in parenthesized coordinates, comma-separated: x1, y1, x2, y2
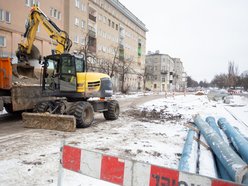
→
(34, 101, 54, 113)
(68, 101, 94, 128)
(103, 100, 120, 120)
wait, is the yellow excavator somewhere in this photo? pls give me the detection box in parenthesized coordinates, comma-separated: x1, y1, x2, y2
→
(0, 5, 119, 131)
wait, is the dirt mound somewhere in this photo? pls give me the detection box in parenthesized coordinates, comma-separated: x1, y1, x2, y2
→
(195, 91, 205, 96)
(123, 108, 182, 122)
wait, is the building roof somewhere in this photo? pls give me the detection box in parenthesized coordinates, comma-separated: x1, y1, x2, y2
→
(146, 53, 171, 57)
(107, 0, 148, 32)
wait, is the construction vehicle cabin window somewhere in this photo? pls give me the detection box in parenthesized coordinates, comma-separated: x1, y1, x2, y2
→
(61, 56, 75, 75)
(75, 57, 84, 72)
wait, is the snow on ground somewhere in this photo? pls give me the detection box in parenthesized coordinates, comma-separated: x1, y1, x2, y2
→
(0, 108, 6, 115)
(0, 94, 248, 185)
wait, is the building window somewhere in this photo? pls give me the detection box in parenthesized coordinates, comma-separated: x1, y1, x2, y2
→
(75, 0, 80, 8)
(25, 0, 29, 6)
(25, 0, 36, 7)
(116, 24, 118, 31)
(50, 8, 60, 20)
(98, 14, 102, 21)
(81, 3, 86, 12)
(162, 77, 165, 82)
(50, 8, 53, 17)
(0, 36, 6, 47)
(103, 16, 107, 24)
(74, 35, 79, 43)
(154, 75, 157, 80)
(58, 11, 61, 20)
(81, 20, 85, 28)
(108, 19, 111, 26)
(0, 9, 4, 21)
(80, 37, 85, 45)
(5, 11, 11, 23)
(75, 17, 79, 26)
(138, 41, 141, 57)
(112, 21, 114, 28)
(53, 9, 57, 18)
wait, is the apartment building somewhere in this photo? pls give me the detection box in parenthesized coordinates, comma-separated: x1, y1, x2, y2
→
(0, 0, 147, 92)
(145, 51, 186, 92)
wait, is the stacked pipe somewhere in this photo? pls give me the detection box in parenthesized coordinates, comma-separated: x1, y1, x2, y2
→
(178, 129, 197, 173)
(194, 115, 248, 184)
(205, 117, 232, 181)
(218, 117, 248, 164)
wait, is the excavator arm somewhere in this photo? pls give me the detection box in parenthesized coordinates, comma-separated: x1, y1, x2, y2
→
(17, 5, 72, 62)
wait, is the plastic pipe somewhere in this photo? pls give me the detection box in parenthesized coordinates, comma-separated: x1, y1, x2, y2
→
(194, 115, 248, 184)
(218, 118, 248, 164)
(178, 129, 197, 173)
(205, 116, 232, 181)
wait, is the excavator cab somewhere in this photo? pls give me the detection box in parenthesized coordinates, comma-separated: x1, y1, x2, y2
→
(42, 54, 82, 96)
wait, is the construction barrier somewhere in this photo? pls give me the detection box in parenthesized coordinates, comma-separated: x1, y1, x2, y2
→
(60, 144, 244, 186)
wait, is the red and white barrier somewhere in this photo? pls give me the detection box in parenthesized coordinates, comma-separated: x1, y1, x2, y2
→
(61, 145, 242, 186)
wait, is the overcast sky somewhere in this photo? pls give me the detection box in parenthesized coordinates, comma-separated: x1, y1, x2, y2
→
(120, 0, 248, 82)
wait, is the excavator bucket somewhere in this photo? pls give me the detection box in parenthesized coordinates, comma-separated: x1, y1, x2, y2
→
(22, 112, 76, 132)
(13, 63, 36, 78)
(15, 45, 41, 78)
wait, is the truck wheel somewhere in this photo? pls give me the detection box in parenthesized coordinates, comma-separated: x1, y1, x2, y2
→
(34, 102, 54, 113)
(103, 100, 120, 120)
(68, 101, 94, 128)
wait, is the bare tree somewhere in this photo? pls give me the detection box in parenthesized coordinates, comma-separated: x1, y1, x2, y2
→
(135, 66, 153, 91)
(95, 45, 119, 78)
(187, 76, 198, 87)
(75, 32, 97, 71)
(98, 45, 134, 93)
(227, 61, 239, 88)
(211, 73, 228, 88)
(117, 57, 133, 93)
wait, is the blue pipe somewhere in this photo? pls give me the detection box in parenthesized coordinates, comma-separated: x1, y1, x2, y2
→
(178, 129, 196, 173)
(218, 118, 248, 164)
(234, 126, 248, 141)
(205, 117, 232, 181)
(206, 117, 222, 137)
(194, 115, 248, 184)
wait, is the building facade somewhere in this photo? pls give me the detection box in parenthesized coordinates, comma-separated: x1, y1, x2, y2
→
(0, 0, 147, 92)
(145, 51, 186, 92)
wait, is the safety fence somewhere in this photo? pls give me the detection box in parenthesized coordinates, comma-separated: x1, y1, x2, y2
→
(60, 145, 243, 186)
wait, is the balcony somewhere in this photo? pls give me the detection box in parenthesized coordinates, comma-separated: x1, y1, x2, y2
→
(89, 14, 96, 22)
(88, 26, 96, 38)
(161, 70, 168, 74)
(119, 47, 124, 61)
(88, 36, 96, 53)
